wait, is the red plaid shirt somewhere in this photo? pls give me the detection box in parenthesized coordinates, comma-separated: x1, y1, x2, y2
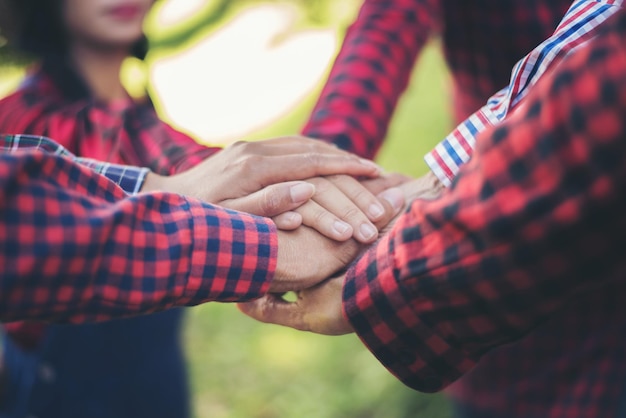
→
(302, 0, 573, 159)
(0, 59, 220, 174)
(0, 135, 277, 323)
(0, 59, 222, 347)
(343, 9, 626, 418)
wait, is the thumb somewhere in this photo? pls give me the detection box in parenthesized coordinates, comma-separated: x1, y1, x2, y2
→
(222, 182, 315, 217)
(237, 295, 308, 331)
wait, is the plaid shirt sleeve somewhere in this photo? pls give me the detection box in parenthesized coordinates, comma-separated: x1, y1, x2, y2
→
(0, 134, 149, 194)
(425, 0, 622, 186)
(343, 10, 626, 393)
(301, 0, 439, 159)
(122, 104, 221, 175)
(0, 136, 277, 323)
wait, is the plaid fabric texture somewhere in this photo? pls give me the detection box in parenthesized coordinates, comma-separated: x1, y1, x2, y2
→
(0, 60, 223, 346)
(0, 134, 148, 194)
(0, 135, 277, 323)
(344, 9, 626, 418)
(426, 0, 623, 186)
(302, 0, 573, 159)
(0, 61, 220, 175)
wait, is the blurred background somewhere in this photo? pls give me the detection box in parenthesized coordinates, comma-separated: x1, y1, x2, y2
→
(0, 1, 453, 417)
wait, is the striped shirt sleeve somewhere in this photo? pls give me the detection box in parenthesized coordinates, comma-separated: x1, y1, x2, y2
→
(425, 0, 623, 186)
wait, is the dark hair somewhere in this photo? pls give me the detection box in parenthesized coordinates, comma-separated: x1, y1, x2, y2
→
(0, 0, 148, 60)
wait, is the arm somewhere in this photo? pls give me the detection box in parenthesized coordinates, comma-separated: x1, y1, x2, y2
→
(0, 135, 383, 323)
(0, 147, 276, 323)
(424, 0, 621, 186)
(0, 134, 150, 194)
(239, 10, 626, 391)
(343, 17, 626, 391)
(124, 102, 221, 174)
(301, 0, 439, 159)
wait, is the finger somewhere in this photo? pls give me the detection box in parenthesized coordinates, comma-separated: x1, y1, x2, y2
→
(220, 181, 315, 217)
(397, 171, 445, 202)
(273, 212, 302, 230)
(360, 172, 413, 195)
(373, 187, 406, 236)
(303, 177, 379, 243)
(244, 136, 360, 157)
(245, 154, 381, 189)
(237, 295, 309, 331)
(294, 200, 355, 241)
(324, 175, 390, 222)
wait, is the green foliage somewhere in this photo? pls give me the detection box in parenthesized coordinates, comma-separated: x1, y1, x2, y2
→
(146, 0, 361, 52)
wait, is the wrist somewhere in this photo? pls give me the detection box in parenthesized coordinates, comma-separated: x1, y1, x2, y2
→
(140, 172, 166, 193)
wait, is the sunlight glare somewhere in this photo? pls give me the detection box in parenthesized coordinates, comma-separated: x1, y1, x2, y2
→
(154, 0, 207, 26)
(150, 5, 337, 144)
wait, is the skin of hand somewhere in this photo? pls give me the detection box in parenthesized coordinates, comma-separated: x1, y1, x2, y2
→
(141, 136, 386, 229)
(291, 173, 409, 244)
(239, 273, 352, 336)
(268, 186, 405, 293)
(268, 172, 413, 241)
(237, 171, 445, 335)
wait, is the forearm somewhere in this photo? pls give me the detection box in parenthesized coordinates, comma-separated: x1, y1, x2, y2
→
(423, 0, 621, 186)
(0, 151, 277, 323)
(343, 18, 626, 391)
(133, 119, 221, 175)
(302, 0, 438, 159)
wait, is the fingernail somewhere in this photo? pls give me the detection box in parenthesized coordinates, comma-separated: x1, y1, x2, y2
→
(333, 220, 352, 236)
(359, 159, 382, 172)
(359, 223, 377, 241)
(368, 202, 385, 220)
(378, 188, 405, 212)
(290, 183, 315, 203)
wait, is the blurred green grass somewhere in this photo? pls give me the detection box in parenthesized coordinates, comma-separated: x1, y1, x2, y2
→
(0, 2, 454, 416)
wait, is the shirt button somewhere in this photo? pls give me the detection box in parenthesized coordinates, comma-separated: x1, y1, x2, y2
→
(39, 363, 56, 383)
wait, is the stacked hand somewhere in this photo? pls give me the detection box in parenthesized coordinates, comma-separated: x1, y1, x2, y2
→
(142, 136, 407, 243)
(144, 134, 443, 335)
(238, 172, 444, 335)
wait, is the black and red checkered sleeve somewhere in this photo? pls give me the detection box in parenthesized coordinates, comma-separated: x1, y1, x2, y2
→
(0, 74, 221, 176)
(123, 104, 221, 175)
(0, 150, 277, 324)
(302, 0, 439, 159)
(343, 10, 626, 393)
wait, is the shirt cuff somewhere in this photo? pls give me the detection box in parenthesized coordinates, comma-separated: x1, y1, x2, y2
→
(424, 107, 500, 187)
(183, 199, 277, 304)
(342, 232, 475, 393)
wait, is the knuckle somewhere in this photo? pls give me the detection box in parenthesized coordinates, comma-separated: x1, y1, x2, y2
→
(310, 178, 331, 195)
(239, 154, 262, 172)
(304, 152, 322, 169)
(340, 206, 364, 222)
(326, 174, 345, 183)
(231, 140, 248, 148)
(310, 207, 332, 225)
(350, 187, 374, 204)
(260, 188, 282, 214)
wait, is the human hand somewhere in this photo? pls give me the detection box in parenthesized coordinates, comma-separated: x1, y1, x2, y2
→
(238, 274, 352, 335)
(161, 136, 382, 202)
(269, 187, 404, 293)
(237, 172, 444, 334)
(142, 136, 382, 218)
(396, 171, 444, 203)
(286, 173, 408, 243)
